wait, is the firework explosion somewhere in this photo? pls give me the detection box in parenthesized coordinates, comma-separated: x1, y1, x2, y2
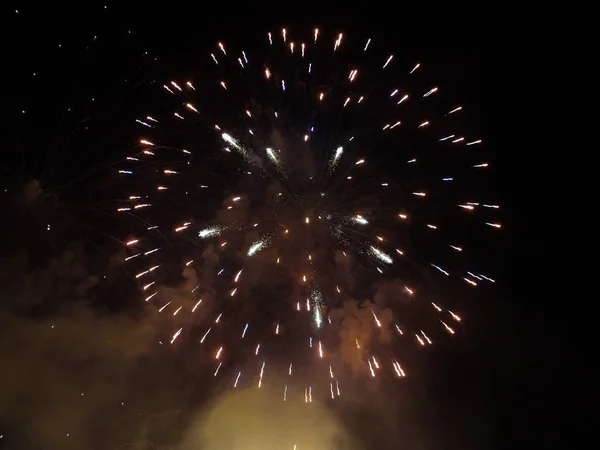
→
(116, 28, 500, 404)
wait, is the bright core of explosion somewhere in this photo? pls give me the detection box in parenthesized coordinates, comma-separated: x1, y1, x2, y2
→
(247, 237, 270, 256)
(199, 226, 224, 238)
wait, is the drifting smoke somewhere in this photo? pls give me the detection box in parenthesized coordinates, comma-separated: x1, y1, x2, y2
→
(0, 245, 156, 449)
(180, 386, 358, 449)
(0, 236, 523, 450)
(22, 179, 46, 207)
(0, 242, 236, 449)
(330, 300, 393, 373)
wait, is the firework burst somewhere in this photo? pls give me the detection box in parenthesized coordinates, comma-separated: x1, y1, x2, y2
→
(116, 27, 500, 402)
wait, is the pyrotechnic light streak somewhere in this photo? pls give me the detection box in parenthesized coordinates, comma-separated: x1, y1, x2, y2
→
(416, 334, 425, 346)
(258, 361, 266, 387)
(449, 311, 461, 321)
(200, 328, 211, 343)
(467, 271, 482, 281)
(441, 320, 455, 334)
(371, 310, 381, 327)
(383, 54, 394, 68)
(369, 246, 393, 264)
(199, 226, 223, 238)
(421, 331, 432, 344)
(171, 328, 182, 344)
(368, 360, 376, 377)
(393, 360, 406, 377)
(372, 356, 380, 369)
(464, 277, 477, 286)
(247, 237, 269, 256)
(135, 265, 159, 279)
(431, 264, 450, 276)
(353, 214, 368, 225)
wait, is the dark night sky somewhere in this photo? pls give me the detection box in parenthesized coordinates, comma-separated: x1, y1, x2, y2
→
(0, 4, 553, 450)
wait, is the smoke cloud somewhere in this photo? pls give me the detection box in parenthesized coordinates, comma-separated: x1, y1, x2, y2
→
(0, 232, 523, 450)
(329, 299, 393, 373)
(180, 386, 358, 449)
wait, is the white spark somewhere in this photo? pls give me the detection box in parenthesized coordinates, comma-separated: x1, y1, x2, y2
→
(247, 237, 270, 256)
(369, 246, 393, 264)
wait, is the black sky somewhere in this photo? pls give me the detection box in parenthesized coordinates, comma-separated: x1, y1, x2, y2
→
(0, 4, 552, 450)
